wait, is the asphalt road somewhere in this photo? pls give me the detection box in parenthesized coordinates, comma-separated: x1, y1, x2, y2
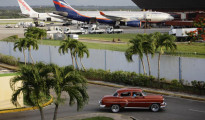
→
(0, 23, 170, 40)
(0, 84, 205, 120)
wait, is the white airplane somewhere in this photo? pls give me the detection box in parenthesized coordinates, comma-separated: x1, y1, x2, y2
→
(17, 0, 66, 25)
(53, 0, 174, 27)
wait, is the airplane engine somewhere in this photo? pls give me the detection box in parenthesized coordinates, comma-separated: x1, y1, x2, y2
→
(125, 20, 141, 27)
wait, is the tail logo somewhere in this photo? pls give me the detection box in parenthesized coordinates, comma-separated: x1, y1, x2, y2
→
(18, 0, 30, 12)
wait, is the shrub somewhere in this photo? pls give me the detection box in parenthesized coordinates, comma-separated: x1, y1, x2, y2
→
(0, 53, 18, 66)
(80, 69, 205, 95)
(2, 35, 19, 42)
(170, 79, 184, 91)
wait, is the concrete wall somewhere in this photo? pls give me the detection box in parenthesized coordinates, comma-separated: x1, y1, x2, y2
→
(0, 41, 205, 83)
(0, 76, 24, 110)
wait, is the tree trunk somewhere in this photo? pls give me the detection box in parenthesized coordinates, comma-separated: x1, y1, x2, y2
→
(53, 104, 59, 120)
(74, 54, 80, 70)
(158, 53, 161, 82)
(80, 58, 86, 71)
(70, 51, 75, 69)
(39, 107, 45, 120)
(146, 54, 151, 76)
(23, 49, 26, 65)
(140, 58, 146, 75)
(29, 49, 35, 64)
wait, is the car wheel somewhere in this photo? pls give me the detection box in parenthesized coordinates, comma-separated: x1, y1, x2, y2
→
(111, 104, 120, 113)
(150, 104, 160, 112)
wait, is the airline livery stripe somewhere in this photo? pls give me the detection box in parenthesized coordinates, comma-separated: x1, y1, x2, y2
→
(18, 0, 30, 12)
(53, 1, 111, 21)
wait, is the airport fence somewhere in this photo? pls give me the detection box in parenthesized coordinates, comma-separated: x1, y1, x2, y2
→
(0, 41, 205, 83)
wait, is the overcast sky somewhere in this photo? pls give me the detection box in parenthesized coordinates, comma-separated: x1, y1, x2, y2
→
(0, 0, 136, 6)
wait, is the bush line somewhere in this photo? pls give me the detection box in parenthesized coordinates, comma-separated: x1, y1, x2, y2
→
(80, 68, 205, 95)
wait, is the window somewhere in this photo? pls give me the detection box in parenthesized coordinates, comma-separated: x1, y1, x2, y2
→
(120, 92, 131, 97)
(132, 92, 142, 97)
(113, 92, 118, 97)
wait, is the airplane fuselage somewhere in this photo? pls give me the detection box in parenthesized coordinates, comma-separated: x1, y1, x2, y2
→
(79, 11, 173, 23)
(28, 12, 64, 22)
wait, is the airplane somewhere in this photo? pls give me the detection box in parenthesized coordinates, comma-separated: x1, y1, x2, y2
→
(52, 0, 174, 28)
(17, 0, 69, 25)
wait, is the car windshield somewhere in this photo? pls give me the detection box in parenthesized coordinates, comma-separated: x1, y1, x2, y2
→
(113, 92, 118, 97)
(142, 91, 147, 96)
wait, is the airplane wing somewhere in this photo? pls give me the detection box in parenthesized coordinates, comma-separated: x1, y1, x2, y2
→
(47, 13, 66, 20)
(100, 11, 127, 21)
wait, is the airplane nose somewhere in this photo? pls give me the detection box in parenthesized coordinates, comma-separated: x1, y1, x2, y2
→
(168, 15, 174, 21)
(170, 16, 174, 20)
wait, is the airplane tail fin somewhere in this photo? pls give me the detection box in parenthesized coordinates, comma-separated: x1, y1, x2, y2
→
(17, 0, 37, 15)
(53, 0, 78, 14)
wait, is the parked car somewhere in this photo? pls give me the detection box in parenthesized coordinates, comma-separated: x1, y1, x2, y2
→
(5, 24, 12, 28)
(99, 88, 166, 112)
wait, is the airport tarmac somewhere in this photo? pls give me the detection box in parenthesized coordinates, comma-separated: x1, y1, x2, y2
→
(0, 23, 171, 40)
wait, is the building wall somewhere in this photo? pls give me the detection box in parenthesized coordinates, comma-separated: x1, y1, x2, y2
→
(0, 76, 24, 110)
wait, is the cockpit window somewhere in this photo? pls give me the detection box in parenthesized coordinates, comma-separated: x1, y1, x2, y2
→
(113, 92, 118, 97)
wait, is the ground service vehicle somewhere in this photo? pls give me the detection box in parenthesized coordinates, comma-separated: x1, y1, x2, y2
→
(99, 88, 166, 112)
(106, 27, 123, 34)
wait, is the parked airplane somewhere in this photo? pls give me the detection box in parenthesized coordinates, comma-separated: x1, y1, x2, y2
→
(52, 0, 174, 27)
(17, 0, 67, 25)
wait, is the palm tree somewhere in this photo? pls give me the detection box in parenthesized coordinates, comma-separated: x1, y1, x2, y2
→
(155, 33, 177, 81)
(24, 27, 39, 39)
(142, 34, 155, 76)
(59, 38, 74, 68)
(13, 38, 27, 65)
(50, 65, 89, 120)
(70, 39, 80, 70)
(58, 38, 79, 69)
(125, 34, 146, 74)
(24, 27, 47, 40)
(38, 29, 47, 40)
(10, 63, 52, 120)
(77, 42, 89, 71)
(26, 37, 39, 64)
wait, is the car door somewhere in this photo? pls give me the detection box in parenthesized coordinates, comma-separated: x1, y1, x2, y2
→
(119, 92, 132, 107)
(129, 92, 147, 107)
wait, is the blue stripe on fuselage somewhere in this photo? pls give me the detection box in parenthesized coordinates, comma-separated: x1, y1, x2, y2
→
(53, 0, 114, 24)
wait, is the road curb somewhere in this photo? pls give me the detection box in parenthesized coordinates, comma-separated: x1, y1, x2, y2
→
(0, 64, 19, 71)
(0, 96, 53, 114)
(88, 81, 205, 102)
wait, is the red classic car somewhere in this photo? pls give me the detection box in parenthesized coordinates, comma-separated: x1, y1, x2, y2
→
(99, 88, 166, 112)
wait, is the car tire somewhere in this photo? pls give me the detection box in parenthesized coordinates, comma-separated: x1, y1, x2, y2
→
(150, 104, 160, 112)
(111, 104, 120, 113)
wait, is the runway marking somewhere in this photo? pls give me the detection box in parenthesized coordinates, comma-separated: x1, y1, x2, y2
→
(189, 109, 205, 113)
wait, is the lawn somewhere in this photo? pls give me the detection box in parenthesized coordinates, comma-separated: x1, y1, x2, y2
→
(40, 39, 205, 58)
(79, 33, 136, 42)
(0, 73, 18, 77)
(2, 36, 205, 58)
(81, 116, 113, 120)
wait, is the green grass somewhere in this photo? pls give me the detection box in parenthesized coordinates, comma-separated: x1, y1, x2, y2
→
(176, 43, 205, 54)
(2, 38, 205, 58)
(79, 33, 136, 42)
(0, 73, 18, 77)
(81, 116, 114, 120)
(82, 42, 129, 51)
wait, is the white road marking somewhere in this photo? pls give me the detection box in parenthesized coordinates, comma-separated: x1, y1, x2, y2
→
(189, 109, 205, 113)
